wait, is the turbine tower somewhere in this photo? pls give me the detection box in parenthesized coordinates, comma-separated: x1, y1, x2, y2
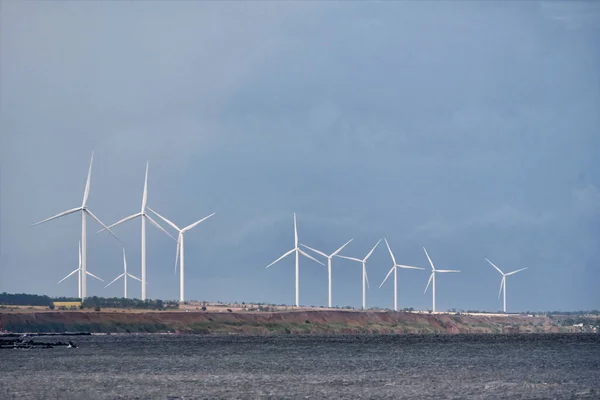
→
(105, 248, 142, 299)
(148, 207, 215, 303)
(98, 162, 175, 300)
(57, 241, 104, 298)
(265, 213, 325, 307)
(423, 247, 460, 312)
(379, 239, 424, 311)
(485, 258, 527, 313)
(32, 152, 120, 300)
(336, 239, 381, 310)
(300, 238, 354, 308)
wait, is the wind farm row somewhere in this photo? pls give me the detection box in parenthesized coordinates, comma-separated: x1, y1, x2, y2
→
(31, 152, 528, 313)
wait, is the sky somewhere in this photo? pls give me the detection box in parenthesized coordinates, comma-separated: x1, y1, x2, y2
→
(1, 1, 599, 312)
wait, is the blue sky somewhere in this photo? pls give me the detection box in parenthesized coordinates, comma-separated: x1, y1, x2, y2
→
(1, 1, 599, 311)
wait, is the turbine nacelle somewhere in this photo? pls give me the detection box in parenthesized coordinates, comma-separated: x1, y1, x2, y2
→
(380, 239, 425, 289)
(148, 207, 215, 302)
(32, 152, 119, 300)
(485, 258, 528, 312)
(422, 247, 460, 312)
(264, 213, 325, 307)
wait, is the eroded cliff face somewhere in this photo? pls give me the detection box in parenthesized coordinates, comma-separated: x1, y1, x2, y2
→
(0, 310, 578, 334)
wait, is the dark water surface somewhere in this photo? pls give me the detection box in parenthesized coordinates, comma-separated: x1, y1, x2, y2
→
(1, 334, 599, 399)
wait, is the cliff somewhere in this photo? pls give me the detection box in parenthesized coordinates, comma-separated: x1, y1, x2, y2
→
(0, 310, 586, 334)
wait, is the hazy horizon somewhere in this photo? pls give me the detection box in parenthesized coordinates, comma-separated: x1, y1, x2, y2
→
(1, 1, 599, 312)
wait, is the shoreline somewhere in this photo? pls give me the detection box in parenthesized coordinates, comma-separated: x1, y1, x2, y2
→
(1, 309, 597, 335)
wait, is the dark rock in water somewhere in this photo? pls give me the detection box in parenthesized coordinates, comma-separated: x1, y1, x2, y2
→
(0, 337, 77, 349)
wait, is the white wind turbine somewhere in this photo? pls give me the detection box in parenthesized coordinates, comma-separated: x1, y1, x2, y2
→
(336, 239, 381, 310)
(300, 238, 354, 308)
(147, 207, 215, 303)
(485, 258, 527, 313)
(379, 239, 425, 311)
(97, 162, 175, 300)
(32, 152, 120, 300)
(105, 248, 142, 299)
(265, 213, 325, 307)
(423, 247, 460, 313)
(57, 241, 104, 298)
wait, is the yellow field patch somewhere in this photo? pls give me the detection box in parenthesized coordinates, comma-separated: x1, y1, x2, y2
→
(53, 301, 82, 308)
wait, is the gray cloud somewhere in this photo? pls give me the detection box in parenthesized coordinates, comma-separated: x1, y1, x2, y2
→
(1, 1, 598, 311)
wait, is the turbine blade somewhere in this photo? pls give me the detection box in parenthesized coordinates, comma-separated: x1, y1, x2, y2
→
(82, 151, 94, 207)
(58, 269, 79, 284)
(424, 273, 433, 294)
(31, 207, 81, 227)
(86, 210, 121, 243)
(266, 248, 295, 269)
(379, 267, 395, 288)
(335, 255, 362, 263)
(104, 274, 124, 288)
(300, 244, 328, 258)
(485, 258, 504, 275)
(397, 264, 426, 270)
(365, 239, 381, 261)
(174, 233, 181, 274)
(384, 238, 396, 265)
(145, 214, 177, 241)
(436, 269, 460, 273)
(127, 273, 142, 282)
(331, 238, 354, 257)
(122, 248, 127, 273)
(498, 277, 504, 300)
(365, 267, 371, 290)
(97, 213, 140, 233)
(423, 247, 435, 271)
(142, 161, 149, 210)
(183, 212, 216, 232)
(506, 267, 528, 276)
(299, 249, 326, 266)
(86, 271, 104, 282)
(293, 213, 298, 248)
(147, 207, 181, 232)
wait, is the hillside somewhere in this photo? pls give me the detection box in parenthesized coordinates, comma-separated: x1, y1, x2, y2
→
(1, 310, 597, 334)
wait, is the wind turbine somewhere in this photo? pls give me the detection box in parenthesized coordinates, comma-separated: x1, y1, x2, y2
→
(485, 258, 527, 313)
(97, 162, 175, 300)
(336, 239, 381, 310)
(423, 247, 460, 313)
(379, 239, 424, 311)
(147, 207, 215, 303)
(57, 241, 104, 298)
(265, 213, 325, 307)
(32, 152, 120, 300)
(105, 248, 142, 299)
(300, 238, 354, 308)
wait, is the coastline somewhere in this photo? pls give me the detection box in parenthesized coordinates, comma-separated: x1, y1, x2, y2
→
(1, 309, 597, 335)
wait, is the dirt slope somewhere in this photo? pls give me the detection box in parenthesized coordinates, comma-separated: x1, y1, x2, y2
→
(0, 310, 576, 334)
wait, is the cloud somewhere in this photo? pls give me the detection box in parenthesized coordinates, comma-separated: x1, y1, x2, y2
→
(411, 204, 553, 240)
(573, 184, 600, 217)
(539, 1, 600, 30)
(1, 1, 598, 310)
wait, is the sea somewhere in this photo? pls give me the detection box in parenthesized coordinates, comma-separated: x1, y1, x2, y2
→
(0, 333, 598, 399)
